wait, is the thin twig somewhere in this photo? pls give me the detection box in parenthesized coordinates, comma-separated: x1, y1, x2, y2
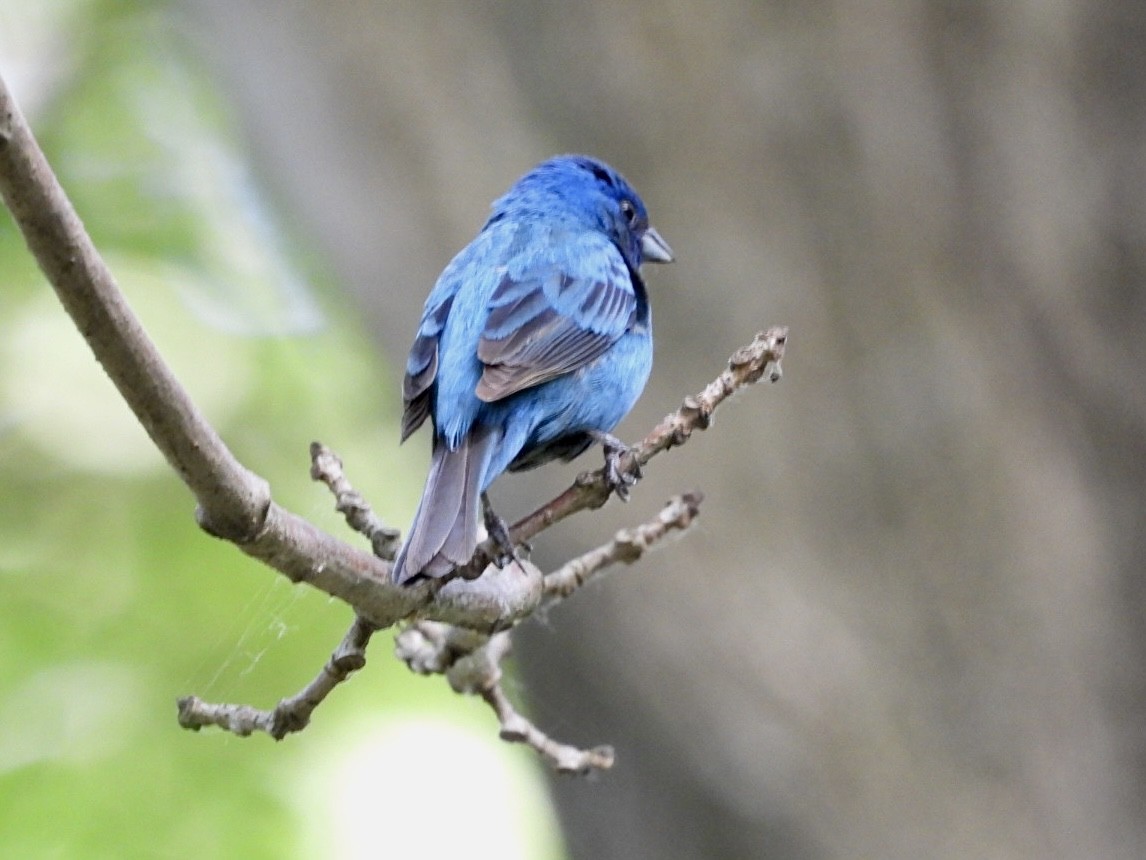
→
(310, 442, 401, 559)
(481, 684, 615, 775)
(394, 620, 493, 675)
(390, 496, 705, 771)
(177, 616, 377, 739)
(544, 491, 704, 599)
(466, 328, 788, 571)
(396, 625, 614, 774)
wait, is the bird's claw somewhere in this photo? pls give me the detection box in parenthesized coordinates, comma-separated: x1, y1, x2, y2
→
(481, 492, 517, 568)
(593, 431, 641, 501)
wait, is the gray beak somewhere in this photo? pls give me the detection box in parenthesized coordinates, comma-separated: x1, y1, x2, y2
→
(640, 227, 674, 264)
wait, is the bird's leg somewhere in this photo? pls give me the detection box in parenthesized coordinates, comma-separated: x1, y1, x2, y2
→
(590, 431, 641, 501)
(481, 492, 517, 567)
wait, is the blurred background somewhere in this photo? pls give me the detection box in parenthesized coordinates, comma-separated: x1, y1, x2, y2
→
(1, 1, 1144, 857)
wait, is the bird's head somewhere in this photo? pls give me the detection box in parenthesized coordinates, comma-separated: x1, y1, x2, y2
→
(491, 155, 674, 272)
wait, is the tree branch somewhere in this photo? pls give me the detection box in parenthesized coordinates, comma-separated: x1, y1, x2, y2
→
(391, 494, 703, 772)
(450, 327, 787, 579)
(0, 73, 268, 542)
(499, 327, 786, 558)
(543, 490, 704, 599)
(177, 616, 377, 739)
(310, 442, 402, 560)
(396, 625, 615, 774)
(0, 70, 516, 631)
(0, 70, 789, 769)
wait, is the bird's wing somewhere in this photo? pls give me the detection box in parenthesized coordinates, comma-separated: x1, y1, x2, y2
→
(401, 275, 458, 442)
(476, 232, 638, 402)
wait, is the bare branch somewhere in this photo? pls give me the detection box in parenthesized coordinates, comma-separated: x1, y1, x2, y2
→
(544, 491, 704, 599)
(481, 683, 615, 775)
(177, 616, 376, 739)
(394, 620, 491, 675)
(396, 625, 614, 774)
(389, 495, 706, 772)
(310, 442, 401, 560)
(0, 73, 268, 542)
(474, 328, 788, 569)
(636, 327, 787, 461)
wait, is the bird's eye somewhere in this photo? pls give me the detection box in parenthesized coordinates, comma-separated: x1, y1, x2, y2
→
(620, 199, 639, 226)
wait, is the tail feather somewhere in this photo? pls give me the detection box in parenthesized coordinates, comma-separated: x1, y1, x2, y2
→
(392, 426, 499, 584)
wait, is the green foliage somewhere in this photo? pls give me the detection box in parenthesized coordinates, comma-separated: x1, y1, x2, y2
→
(0, 2, 562, 857)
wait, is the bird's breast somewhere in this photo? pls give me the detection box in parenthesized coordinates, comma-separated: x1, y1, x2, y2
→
(557, 327, 653, 433)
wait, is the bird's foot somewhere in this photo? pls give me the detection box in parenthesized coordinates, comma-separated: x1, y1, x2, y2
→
(481, 492, 517, 568)
(591, 431, 641, 501)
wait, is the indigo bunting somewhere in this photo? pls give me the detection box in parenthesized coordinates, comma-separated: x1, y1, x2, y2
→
(392, 155, 673, 585)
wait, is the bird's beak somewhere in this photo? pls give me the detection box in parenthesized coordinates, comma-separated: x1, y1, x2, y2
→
(641, 227, 674, 264)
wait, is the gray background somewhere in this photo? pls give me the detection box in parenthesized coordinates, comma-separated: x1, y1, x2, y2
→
(186, 2, 1146, 857)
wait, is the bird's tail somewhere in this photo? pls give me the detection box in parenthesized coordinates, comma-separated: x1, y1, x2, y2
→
(392, 426, 499, 585)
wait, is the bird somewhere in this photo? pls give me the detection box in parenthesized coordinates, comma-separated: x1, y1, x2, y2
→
(391, 155, 673, 585)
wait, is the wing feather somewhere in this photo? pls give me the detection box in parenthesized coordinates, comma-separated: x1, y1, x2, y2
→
(401, 289, 454, 441)
(475, 236, 637, 402)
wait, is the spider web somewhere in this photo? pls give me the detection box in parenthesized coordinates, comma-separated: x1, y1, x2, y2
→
(181, 575, 307, 700)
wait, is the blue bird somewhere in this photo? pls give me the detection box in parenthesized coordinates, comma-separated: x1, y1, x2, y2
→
(392, 155, 673, 585)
